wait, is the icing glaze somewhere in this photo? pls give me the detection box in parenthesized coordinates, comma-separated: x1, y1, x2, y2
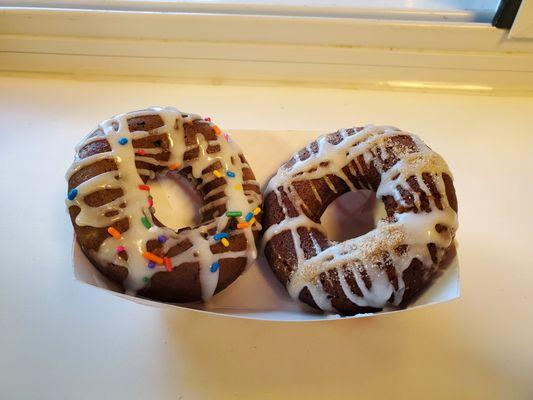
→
(66, 107, 262, 300)
(263, 125, 458, 311)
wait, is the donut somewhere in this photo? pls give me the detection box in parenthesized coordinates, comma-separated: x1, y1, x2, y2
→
(66, 107, 262, 302)
(262, 125, 458, 315)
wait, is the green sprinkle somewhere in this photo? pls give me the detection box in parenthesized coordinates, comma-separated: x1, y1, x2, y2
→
(226, 211, 242, 218)
(142, 276, 149, 283)
(141, 216, 152, 229)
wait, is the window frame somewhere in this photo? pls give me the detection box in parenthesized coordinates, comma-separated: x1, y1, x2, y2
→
(0, 2, 532, 94)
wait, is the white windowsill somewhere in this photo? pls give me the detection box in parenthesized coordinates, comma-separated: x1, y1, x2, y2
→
(1, 5, 532, 94)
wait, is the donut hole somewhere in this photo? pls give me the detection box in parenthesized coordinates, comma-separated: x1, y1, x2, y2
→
(148, 171, 203, 230)
(321, 190, 386, 243)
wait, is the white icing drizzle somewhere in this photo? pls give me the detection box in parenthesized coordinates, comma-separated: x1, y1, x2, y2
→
(66, 107, 262, 299)
(263, 125, 458, 311)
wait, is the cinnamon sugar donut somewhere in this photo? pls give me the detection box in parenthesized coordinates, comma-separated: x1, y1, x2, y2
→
(66, 107, 262, 302)
(263, 125, 458, 315)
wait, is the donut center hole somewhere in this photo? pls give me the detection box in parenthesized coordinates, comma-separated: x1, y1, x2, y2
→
(148, 171, 203, 230)
(321, 190, 386, 243)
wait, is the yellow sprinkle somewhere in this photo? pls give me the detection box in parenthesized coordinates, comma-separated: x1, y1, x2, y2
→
(253, 207, 261, 215)
(250, 217, 256, 225)
(213, 170, 222, 178)
(107, 227, 121, 239)
(213, 125, 222, 136)
(221, 238, 230, 247)
(234, 184, 242, 190)
(169, 163, 180, 170)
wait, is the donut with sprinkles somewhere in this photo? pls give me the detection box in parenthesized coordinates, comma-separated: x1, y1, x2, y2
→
(66, 107, 262, 302)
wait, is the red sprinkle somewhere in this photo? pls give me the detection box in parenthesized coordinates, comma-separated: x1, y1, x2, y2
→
(138, 185, 150, 191)
(204, 117, 211, 122)
(116, 245, 125, 252)
(136, 149, 146, 155)
(164, 257, 172, 272)
(147, 197, 153, 207)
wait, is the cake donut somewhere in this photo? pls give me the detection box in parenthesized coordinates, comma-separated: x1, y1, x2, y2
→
(66, 107, 262, 302)
(263, 125, 458, 315)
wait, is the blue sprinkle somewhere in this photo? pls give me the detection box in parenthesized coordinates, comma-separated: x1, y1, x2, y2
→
(157, 235, 167, 243)
(245, 212, 254, 222)
(213, 232, 229, 241)
(147, 261, 156, 269)
(118, 137, 128, 145)
(210, 262, 219, 273)
(226, 171, 236, 178)
(67, 188, 78, 201)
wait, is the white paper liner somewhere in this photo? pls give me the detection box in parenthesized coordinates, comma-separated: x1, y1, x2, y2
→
(71, 129, 460, 322)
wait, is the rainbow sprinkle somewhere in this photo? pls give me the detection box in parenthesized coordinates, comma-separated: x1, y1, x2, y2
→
(226, 171, 236, 178)
(158, 235, 167, 243)
(253, 207, 261, 215)
(214, 232, 229, 241)
(164, 257, 172, 272)
(245, 212, 254, 222)
(116, 245, 125, 253)
(213, 125, 222, 136)
(107, 227, 121, 239)
(210, 262, 219, 273)
(141, 216, 152, 229)
(250, 217, 256, 225)
(221, 238, 230, 247)
(237, 222, 249, 229)
(67, 189, 78, 201)
(147, 261, 156, 269)
(118, 137, 128, 145)
(138, 185, 150, 191)
(213, 170, 222, 178)
(143, 251, 163, 264)
(226, 211, 242, 217)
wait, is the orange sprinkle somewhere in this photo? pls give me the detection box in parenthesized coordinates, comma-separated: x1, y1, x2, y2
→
(169, 163, 180, 171)
(237, 222, 249, 229)
(107, 227, 122, 239)
(164, 257, 172, 272)
(143, 252, 164, 264)
(213, 125, 222, 136)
